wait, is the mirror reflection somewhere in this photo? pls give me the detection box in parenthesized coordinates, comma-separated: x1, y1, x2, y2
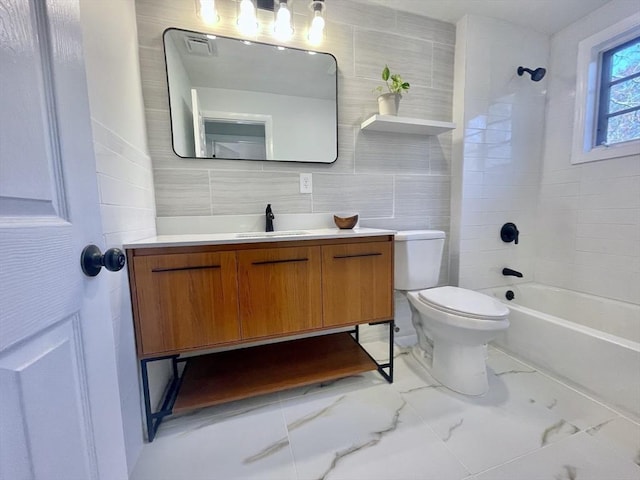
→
(163, 28, 338, 163)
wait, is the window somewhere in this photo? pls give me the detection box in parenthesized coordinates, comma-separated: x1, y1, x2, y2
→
(596, 37, 640, 146)
(572, 14, 640, 164)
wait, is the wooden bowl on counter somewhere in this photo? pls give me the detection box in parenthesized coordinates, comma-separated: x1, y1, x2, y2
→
(333, 214, 358, 229)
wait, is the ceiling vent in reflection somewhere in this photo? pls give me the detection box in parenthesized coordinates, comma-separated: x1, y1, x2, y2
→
(184, 36, 217, 56)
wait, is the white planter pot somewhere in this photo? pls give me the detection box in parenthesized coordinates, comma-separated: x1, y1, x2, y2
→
(377, 93, 401, 116)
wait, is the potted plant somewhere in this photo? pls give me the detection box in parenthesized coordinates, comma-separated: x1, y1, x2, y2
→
(374, 65, 410, 116)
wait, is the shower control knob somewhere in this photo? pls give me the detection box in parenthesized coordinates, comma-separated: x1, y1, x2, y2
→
(81, 244, 126, 277)
(500, 222, 520, 245)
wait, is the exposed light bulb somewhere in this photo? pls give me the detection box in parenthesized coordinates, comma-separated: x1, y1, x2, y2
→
(307, 11, 325, 45)
(237, 0, 258, 36)
(274, 2, 293, 42)
(197, 0, 219, 25)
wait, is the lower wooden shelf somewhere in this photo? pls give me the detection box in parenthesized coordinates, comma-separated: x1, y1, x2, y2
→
(173, 332, 377, 414)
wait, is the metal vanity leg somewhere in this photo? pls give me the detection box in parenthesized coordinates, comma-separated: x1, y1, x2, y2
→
(358, 319, 395, 384)
(375, 320, 394, 383)
(140, 354, 183, 442)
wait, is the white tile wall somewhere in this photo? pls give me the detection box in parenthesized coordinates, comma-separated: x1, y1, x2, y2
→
(537, 0, 640, 305)
(80, 0, 158, 473)
(452, 15, 549, 291)
(92, 121, 157, 473)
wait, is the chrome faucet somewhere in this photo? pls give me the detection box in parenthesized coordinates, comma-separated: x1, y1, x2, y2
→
(265, 204, 275, 232)
(502, 268, 523, 278)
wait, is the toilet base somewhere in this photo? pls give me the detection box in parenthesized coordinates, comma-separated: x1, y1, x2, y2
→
(410, 341, 489, 396)
(432, 339, 489, 396)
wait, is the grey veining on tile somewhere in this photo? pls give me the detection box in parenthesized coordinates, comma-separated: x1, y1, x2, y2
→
(541, 419, 580, 446)
(493, 368, 536, 377)
(154, 169, 211, 216)
(243, 437, 290, 465)
(288, 395, 346, 431)
(556, 464, 578, 480)
(355, 30, 433, 88)
(443, 418, 464, 442)
(316, 400, 408, 480)
(312, 173, 393, 218)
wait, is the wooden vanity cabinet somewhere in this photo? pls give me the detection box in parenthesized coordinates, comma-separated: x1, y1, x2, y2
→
(131, 251, 240, 356)
(321, 241, 393, 327)
(127, 233, 395, 440)
(237, 246, 322, 339)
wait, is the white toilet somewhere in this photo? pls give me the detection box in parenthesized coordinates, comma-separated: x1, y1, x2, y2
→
(395, 230, 509, 395)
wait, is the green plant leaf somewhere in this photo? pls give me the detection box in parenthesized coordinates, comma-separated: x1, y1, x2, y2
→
(382, 65, 390, 81)
(402, 82, 410, 89)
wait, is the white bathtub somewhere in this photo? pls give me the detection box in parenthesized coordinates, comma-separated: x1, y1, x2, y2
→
(481, 283, 640, 417)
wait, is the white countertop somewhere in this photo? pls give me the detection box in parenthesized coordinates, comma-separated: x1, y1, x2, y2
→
(124, 228, 396, 249)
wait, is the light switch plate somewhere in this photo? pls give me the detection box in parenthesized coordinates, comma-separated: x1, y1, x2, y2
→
(300, 173, 312, 193)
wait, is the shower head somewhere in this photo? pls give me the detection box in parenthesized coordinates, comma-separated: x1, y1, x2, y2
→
(517, 66, 546, 82)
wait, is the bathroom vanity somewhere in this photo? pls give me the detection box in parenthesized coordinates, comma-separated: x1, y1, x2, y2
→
(125, 228, 395, 440)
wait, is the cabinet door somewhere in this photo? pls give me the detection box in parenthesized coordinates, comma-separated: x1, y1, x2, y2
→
(322, 242, 393, 327)
(238, 247, 322, 339)
(133, 252, 240, 355)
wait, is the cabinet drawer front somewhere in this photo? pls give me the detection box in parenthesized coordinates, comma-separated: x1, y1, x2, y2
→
(322, 242, 393, 327)
(238, 246, 322, 339)
(133, 252, 240, 355)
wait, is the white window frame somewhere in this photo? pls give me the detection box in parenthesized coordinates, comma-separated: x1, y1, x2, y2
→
(571, 13, 640, 165)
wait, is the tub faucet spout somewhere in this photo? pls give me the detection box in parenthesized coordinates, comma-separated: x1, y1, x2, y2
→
(265, 204, 275, 232)
(502, 268, 523, 278)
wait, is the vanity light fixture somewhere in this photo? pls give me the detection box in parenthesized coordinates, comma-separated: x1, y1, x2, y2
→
(237, 0, 259, 36)
(196, 0, 219, 25)
(222, 0, 327, 45)
(273, 0, 294, 42)
(307, 0, 326, 46)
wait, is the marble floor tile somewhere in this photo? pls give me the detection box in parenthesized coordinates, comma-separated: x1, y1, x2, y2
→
(130, 401, 296, 480)
(585, 416, 640, 468)
(130, 340, 638, 480)
(281, 383, 469, 480)
(399, 347, 619, 474)
(472, 432, 640, 480)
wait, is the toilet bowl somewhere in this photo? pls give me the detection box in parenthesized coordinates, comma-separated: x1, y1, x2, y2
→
(406, 287, 509, 395)
(394, 231, 510, 396)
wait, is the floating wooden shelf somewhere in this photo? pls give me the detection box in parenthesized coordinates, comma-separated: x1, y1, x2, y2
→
(361, 114, 456, 135)
(173, 332, 377, 413)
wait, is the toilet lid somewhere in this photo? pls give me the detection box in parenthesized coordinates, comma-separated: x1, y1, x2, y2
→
(418, 286, 509, 319)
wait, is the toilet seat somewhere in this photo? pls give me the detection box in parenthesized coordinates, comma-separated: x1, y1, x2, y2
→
(417, 286, 509, 320)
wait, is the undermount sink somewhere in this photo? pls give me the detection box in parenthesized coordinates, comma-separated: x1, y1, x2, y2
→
(235, 230, 311, 238)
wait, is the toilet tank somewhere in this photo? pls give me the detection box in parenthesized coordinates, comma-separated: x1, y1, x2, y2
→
(394, 230, 445, 290)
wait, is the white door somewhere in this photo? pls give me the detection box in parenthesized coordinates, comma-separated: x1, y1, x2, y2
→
(0, 1, 127, 479)
(191, 88, 207, 156)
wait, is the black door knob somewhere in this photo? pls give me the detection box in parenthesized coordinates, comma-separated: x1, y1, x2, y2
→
(81, 244, 126, 277)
